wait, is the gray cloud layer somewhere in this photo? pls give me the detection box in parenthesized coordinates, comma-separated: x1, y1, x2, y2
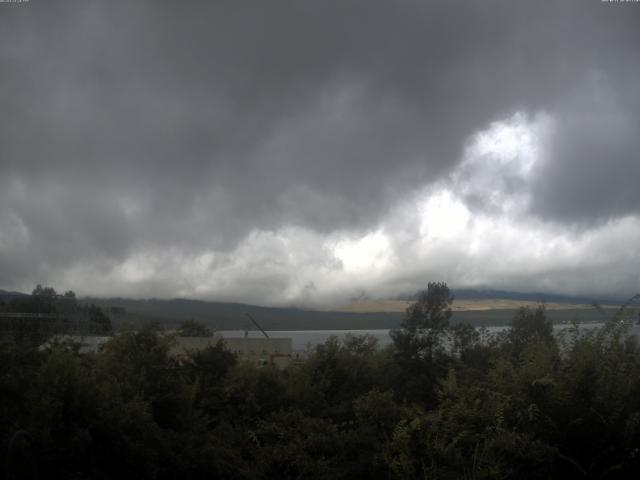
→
(1, 1, 639, 302)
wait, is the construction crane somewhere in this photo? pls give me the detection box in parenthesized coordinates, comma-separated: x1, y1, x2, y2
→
(245, 313, 270, 339)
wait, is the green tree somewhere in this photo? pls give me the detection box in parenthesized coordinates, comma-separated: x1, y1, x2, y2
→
(88, 304, 112, 334)
(509, 305, 554, 355)
(389, 282, 454, 405)
(182, 340, 237, 418)
(403, 282, 454, 333)
(178, 319, 213, 337)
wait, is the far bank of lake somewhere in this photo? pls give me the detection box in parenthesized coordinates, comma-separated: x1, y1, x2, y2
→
(219, 322, 640, 353)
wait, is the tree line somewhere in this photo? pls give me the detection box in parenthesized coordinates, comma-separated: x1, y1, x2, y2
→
(0, 286, 112, 344)
(2, 282, 640, 479)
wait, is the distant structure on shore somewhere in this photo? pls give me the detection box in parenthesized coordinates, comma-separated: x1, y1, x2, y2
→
(172, 336, 293, 368)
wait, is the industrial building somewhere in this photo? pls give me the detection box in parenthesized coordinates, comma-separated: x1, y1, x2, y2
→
(171, 335, 293, 368)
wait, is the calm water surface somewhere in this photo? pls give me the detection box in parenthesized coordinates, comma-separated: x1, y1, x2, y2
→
(220, 323, 640, 352)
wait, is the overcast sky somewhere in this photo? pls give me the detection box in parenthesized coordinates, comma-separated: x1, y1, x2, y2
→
(1, 0, 639, 305)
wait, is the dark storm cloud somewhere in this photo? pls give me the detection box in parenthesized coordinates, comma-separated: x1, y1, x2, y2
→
(1, 0, 639, 297)
(531, 75, 640, 224)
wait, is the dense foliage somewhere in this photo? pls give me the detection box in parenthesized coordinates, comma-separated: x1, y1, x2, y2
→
(2, 283, 640, 479)
(0, 286, 112, 345)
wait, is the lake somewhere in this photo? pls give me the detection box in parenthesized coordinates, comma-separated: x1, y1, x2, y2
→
(219, 322, 640, 353)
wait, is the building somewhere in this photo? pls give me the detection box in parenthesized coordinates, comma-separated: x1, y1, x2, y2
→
(171, 335, 292, 368)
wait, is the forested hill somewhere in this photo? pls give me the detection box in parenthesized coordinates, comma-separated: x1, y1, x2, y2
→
(0, 289, 28, 300)
(80, 297, 406, 330)
(400, 288, 621, 305)
(80, 295, 616, 331)
(2, 287, 619, 330)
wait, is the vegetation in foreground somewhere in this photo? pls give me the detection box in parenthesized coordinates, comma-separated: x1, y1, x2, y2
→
(2, 282, 640, 479)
